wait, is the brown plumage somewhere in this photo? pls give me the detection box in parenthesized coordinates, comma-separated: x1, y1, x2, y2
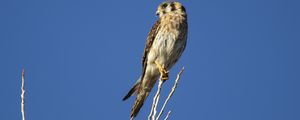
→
(123, 1, 188, 119)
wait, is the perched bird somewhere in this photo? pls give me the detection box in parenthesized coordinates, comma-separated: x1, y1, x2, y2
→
(123, 1, 188, 119)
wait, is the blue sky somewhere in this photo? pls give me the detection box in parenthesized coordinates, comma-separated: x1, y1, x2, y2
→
(1, 0, 299, 120)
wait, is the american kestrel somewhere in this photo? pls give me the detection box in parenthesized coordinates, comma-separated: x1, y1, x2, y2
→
(123, 1, 188, 119)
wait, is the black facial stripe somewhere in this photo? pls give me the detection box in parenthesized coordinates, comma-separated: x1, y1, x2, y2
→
(181, 6, 186, 12)
(170, 3, 176, 11)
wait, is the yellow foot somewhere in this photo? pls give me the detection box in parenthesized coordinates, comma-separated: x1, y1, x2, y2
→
(154, 61, 169, 81)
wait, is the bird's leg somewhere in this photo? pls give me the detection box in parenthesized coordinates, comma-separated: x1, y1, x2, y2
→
(154, 61, 169, 81)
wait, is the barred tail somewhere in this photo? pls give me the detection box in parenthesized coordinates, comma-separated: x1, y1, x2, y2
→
(130, 90, 150, 118)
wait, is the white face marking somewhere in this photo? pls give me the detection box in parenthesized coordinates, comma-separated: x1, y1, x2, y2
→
(165, 4, 172, 13)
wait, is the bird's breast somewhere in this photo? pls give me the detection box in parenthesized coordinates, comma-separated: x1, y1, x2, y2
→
(148, 21, 187, 69)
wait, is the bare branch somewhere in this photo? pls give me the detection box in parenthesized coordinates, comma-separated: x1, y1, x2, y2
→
(148, 75, 165, 120)
(149, 67, 184, 120)
(21, 69, 26, 120)
(156, 67, 184, 120)
(163, 111, 171, 120)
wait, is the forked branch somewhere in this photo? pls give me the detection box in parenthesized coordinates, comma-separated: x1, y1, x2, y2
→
(148, 67, 184, 120)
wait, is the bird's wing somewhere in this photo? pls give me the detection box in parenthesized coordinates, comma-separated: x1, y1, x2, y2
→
(129, 19, 161, 118)
(140, 19, 161, 82)
(122, 19, 161, 102)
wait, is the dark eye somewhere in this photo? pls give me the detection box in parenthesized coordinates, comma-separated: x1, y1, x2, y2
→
(162, 3, 168, 8)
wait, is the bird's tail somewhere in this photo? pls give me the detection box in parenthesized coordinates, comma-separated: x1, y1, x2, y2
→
(130, 89, 150, 119)
(124, 77, 156, 119)
(123, 80, 141, 101)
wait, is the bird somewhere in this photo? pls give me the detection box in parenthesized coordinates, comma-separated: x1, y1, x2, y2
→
(123, 1, 188, 119)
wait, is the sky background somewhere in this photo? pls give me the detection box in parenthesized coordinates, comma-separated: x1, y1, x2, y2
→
(1, 0, 300, 120)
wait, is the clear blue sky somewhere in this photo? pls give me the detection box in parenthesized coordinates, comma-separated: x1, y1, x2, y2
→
(1, 0, 299, 120)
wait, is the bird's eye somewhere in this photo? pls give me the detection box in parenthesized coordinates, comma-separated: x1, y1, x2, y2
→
(162, 3, 168, 8)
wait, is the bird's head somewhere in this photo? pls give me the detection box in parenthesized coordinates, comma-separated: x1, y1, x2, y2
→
(156, 1, 186, 17)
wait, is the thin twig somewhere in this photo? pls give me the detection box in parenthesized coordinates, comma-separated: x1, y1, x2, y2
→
(21, 69, 26, 120)
(148, 75, 164, 120)
(163, 111, 171, 120)
(152, 80, 164, 120)
(149, 66, 184, 120)
(156, 67, 184, 120)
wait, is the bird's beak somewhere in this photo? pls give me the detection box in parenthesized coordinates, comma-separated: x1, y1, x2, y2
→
(156, 11, 159, 16)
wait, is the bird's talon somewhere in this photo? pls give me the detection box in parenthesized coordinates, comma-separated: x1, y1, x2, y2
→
(161, 70, 169, 81)
(154, 61, 169, 80)
(161, 75, 169, 81)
